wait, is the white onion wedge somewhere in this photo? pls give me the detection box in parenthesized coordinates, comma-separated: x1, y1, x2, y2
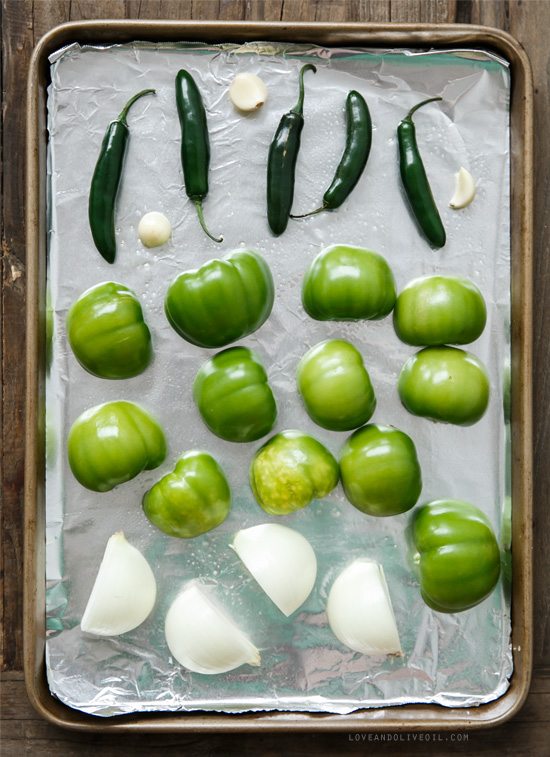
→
(326, 559, 402, 656)
(232, 524, 317, 616)
(81, 532, 156, 636)
(165, 583, 260, 675)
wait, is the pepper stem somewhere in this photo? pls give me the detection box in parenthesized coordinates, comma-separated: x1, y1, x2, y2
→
(290, 205, 327, 219)
(405, 96, 443, 122)
(194, 200, 223, 243)
(290, 63, 317, 117)
(118, 88, 156, 125)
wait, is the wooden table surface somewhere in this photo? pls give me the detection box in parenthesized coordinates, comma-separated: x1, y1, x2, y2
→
(2, 1, 549, 754)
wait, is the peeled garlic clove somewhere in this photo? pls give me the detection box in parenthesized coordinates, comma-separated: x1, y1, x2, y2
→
(449, 167, 476, 209)
(326, 559, 402, 656)
(165, 583, 260, 675)
(229, 73, 268, 111)
(81, 532, 156, 636)
(138, 211, 172, 248)
(232, 524, 317, 616)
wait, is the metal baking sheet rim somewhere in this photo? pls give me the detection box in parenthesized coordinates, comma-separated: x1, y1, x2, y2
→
(24, 20, 534, 733)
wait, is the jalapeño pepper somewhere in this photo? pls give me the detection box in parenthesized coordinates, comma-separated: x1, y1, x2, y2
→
(89, 88, 155, 264)
(175, 69, 222, 243)
(267, 63, 316, 235)
(292, 90, 372, 218)
(398, 96, 446, 249)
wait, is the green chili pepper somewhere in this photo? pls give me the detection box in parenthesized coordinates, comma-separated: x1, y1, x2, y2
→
(397, 96, 446, 249)
(292, 90, 372, 218)
(267, 63, 316, 235)
(175, 69, 222, 243)
(89, 88, 155, 264)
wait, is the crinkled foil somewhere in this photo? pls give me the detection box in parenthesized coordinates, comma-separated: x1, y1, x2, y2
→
(44, 41, 512, 717)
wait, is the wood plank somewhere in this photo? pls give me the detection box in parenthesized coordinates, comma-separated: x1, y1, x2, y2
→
(358, 1, 391, 23)
(1, 0, 35, 674)
(30, 1, 71, 44)
(389, 0, 454, 23)
(469, 0, 509, 28)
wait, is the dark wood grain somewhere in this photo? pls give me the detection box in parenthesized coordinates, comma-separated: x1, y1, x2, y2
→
(2, 0, 549, 752)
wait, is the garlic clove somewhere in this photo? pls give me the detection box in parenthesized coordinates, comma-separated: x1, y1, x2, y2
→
(449, 167, 476, 209)
(165, 583, 260, 675)
(229, 73, 268, 112)
(231, 524, 317, 617)
(138, 211, 172, 248)
(81, 531, 156, 636)
(326, 558, 402, 656)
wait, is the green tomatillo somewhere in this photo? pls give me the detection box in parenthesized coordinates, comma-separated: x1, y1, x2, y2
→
(302, 244, 396, 321)
(193, 346, 277, 443)
(398, 346, 490, 426)
(411, 499, 501, 613)
(66, 282, 152, 379)
(143, 451, 231, 538)
(339, 423, 422, 516)
(250, 430, 339, 515)
(393, 274, 487, 346)
(165, 249, 274, 349)
(67, 400, 166, 492)
(296, 339, 376, 431)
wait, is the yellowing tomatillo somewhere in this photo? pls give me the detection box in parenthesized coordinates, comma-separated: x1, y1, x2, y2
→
(250, 430, 339, 515)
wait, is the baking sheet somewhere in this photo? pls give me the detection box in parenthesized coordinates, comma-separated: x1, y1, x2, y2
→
(44, 41, 512, 717)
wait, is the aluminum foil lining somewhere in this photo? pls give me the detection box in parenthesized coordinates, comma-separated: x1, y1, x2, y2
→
(44, 41, 512, 717)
